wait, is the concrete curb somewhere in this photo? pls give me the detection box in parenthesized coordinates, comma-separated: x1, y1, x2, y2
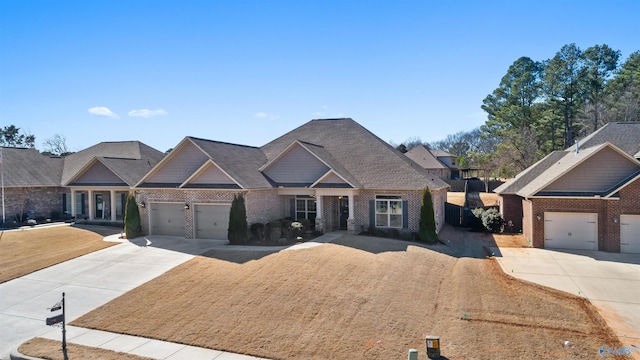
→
(10, 346, 44, 360)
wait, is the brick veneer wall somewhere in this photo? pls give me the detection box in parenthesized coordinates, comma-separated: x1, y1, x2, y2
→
(138, 189, 285, 238)
(354, 188, 446, 233)
(525, 177, 640, 252)
(2, 187, 65, 222)
(499, 194, 523, 233)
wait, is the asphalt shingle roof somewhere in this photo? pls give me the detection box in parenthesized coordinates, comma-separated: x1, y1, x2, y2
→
(405, 145, 448, 170)
(0, 147, 63, 187)
(188, 137, 272, 189)
(261, 118, 449, 190)
(62, 141, 165, 186)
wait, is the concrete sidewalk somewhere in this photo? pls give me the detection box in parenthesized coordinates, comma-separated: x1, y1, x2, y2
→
(491, 246, 640, 357)
(18, 325, 267, 360)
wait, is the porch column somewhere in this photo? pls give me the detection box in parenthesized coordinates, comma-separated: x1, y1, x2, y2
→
(110, 190, 117, 222)
(347, 194, 356, 234)
(347, 194, 354, 219)
(315, 194, 324, 233)
(88, 190, 94, 221)
(70, 190, 76, 218)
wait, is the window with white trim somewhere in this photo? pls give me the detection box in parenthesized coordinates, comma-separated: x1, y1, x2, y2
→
(296, 196, 317, 222)
(375, 196, 402, 228)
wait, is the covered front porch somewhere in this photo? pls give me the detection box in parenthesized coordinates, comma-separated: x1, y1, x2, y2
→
(68, 187, 130, 222)
(280, 188, 359, 234)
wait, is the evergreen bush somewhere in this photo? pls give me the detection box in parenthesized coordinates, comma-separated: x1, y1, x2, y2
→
(419, 187, 438, 243)
(227, 194, 248, 245)
(124, 193, 142, 239)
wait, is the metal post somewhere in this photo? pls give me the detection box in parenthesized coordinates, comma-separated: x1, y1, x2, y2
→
(62, 292, 68, 360)
(407, 348, 418, 360)
(1, 148, 5, 224)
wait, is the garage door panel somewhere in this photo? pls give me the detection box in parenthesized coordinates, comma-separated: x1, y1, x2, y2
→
(544, 212, 597, 251)
(150, 203, 185, 236)
(620, 215, 640, 254)
(195, 204, 230, 239)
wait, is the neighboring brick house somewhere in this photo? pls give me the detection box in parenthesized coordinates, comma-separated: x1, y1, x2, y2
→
(135, 118, 449, 238)
(494, 122, 640, 253)
(0, 142, 164, 224)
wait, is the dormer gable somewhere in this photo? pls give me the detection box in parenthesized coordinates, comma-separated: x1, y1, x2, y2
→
(181, 160, 242, 189)
(311, 170, 353, 188)
(137, 138, 209, 187)
(534, 144, 640, 197)
(66, 158, 127, 186)
(260, 141, 330, 186)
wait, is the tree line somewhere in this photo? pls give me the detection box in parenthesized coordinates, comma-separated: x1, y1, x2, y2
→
(397, 44, 639, 178)
(0, 125, 71, 156)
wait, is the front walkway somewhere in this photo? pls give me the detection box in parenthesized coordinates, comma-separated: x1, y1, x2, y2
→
(491, 246, 640, 359)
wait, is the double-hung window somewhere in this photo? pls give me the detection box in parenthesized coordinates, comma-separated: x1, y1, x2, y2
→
(375, 196, 402, 228)
(295, 196, 317, 222)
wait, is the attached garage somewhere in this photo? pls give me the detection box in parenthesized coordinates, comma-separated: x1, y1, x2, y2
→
(620, 215, 640, 254)
(194, 204, 231, 239)
(544, 212, 598, 250)
(150, 203, 185, 236)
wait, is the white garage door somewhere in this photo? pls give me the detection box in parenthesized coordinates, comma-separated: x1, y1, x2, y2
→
(620, 215, 640, 254)
(150, 203, 185, 236)
(544, 212, 598, 250)
(195, 204, 231, 239)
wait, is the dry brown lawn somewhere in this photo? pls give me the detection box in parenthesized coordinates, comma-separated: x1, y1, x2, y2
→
(447, 192, 499, 207)
(19, 338, 152, 360)
(73, 228, 622, 360)
(0, 224, 120, 283)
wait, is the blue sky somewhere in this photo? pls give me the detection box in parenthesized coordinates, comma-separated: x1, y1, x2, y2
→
(1, 0, 639, 153)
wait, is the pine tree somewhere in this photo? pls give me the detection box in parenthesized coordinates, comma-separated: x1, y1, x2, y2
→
(124, 193, 142, 239)
(419, 187, 438, 243)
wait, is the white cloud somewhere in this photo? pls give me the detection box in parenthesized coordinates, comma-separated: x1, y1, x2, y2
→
(128, 109, 168, 118)
(255, 112, 279, 120)
(88, 106, 119, 118)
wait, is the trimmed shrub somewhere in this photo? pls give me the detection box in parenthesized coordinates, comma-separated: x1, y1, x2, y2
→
(227, 194, 248, 245)
(419, 187, 438, 243)
(268, 220, 282, 242)
(472, 208, 504, 233)
(124, 193, 142, 239)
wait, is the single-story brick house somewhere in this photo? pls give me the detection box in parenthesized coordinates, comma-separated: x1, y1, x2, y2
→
(134, 118, 449, 238)
(494, 122, 640, 253)
(0, 142, 164, 224)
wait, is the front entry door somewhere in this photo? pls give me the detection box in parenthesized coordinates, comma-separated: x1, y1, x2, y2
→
(95, 194, 104, 219)
(339, 197, 349, 230)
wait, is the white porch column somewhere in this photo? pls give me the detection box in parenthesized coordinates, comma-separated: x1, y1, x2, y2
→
(70, 189, 76, 218)
(348, 194, 354, 219)
(88, 190, 94, 220)
(110, 190, 117, 221)
(315, 195, 323, 219)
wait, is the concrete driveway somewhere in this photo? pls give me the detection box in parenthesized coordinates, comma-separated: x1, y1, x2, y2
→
(0, 235, 232, 359)
(492, 247, 640, 357)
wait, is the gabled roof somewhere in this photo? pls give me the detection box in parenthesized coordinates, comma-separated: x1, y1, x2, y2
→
(188, 137, 271, 189)
(405, 145, 448, 170)
(261, 118, 448, 190)
(576, 121, 640, 157)
(496, 122, 640, 197)
(62, 141, 165, 186)
(496, 143, 640, 198)
(0, 147, 63, 187)
(429, 149, 455, 158)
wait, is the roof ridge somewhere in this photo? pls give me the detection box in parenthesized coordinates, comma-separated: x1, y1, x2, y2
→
(188, 136, 259, 149)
